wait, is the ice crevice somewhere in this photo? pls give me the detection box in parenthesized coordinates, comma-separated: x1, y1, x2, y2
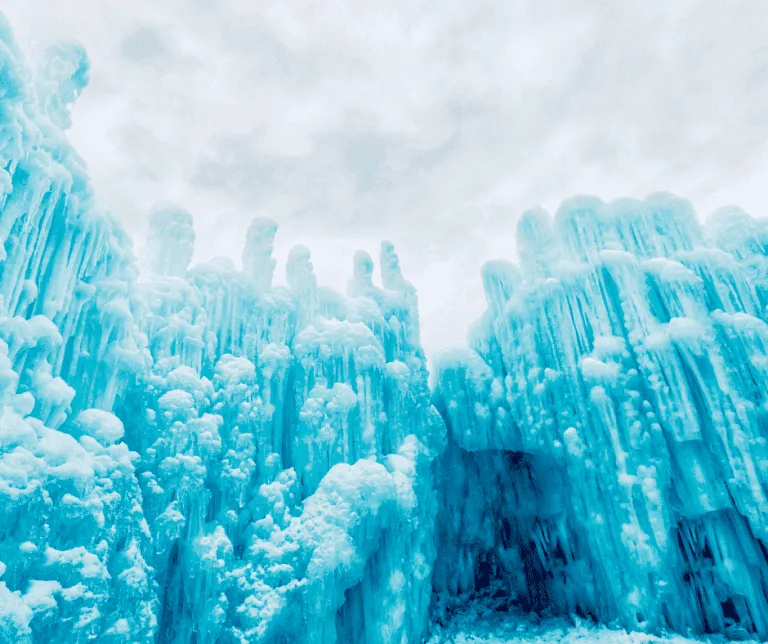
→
(3, 12, 768, 643)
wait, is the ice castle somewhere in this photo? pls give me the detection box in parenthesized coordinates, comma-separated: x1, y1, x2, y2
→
(3, 12, 768, 643)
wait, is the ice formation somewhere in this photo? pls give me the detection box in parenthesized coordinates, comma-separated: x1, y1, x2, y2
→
(0, 15, 441, 643)
(4, 10, 768, 644)
(432, 196, 768, 640)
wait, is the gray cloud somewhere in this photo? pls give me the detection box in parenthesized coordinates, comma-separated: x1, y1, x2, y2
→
(119, 26, 173, 64)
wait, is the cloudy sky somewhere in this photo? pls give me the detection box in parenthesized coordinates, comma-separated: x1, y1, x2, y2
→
(5, 0, 768, 358)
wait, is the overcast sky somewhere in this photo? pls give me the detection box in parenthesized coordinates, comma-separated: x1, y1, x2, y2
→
(5, 1, 768, 358)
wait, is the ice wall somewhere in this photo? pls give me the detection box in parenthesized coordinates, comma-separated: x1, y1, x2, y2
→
(432, 194, 768, 640)
(0, 15, 443, 644)
(129, 233, 442, 644)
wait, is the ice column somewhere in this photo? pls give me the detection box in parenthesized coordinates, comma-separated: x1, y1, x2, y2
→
(242, 217, 278, 292)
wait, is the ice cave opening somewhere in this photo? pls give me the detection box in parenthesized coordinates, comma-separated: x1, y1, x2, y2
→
(428, 438, 768, 641)
(430, 441, 599, 628)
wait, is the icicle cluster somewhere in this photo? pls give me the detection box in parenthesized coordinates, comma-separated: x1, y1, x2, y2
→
(433, 194, 768, 640)
(0, 16, 442, 644)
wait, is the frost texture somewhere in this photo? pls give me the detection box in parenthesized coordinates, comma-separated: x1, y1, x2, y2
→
(0, 16, 441, 644)
(5, 10, 768, 644)
(433, 195, 768, 640)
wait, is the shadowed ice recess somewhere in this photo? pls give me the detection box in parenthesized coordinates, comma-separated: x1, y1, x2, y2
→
(3, 11, 768, 644)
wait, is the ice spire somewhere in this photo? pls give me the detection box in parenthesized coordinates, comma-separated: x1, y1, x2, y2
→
(554, 194, 607, 262)
(708, 205, 768, 259)
(287, 244, 317, 325)
(144, 203, 195, 277)
(516, 206, 556, 278)
(379, 240, 421, 349)
(35, 41, 90, 130)
(380, 240, 413, 293)
(481, 259, 520, 311)
(242, 216, 278, 291)
(347, 249, 375, 298)
(643, 191, 702, 253)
